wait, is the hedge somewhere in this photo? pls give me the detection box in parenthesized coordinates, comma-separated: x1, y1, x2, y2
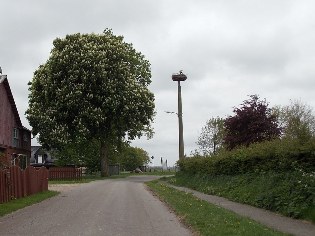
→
(178, 138, 315, 176)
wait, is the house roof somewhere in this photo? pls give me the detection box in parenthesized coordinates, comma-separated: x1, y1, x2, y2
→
(31, 146, 55, 162)
(0, 75, 23, 128)
(31, 146, 55, 157)
(31, 146, 42, 157)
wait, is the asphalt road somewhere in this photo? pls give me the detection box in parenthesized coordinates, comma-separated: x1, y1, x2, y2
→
(0, 176, 192, 236)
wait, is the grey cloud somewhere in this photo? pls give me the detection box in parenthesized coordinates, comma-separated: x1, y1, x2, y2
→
(1, 0, 315, 166)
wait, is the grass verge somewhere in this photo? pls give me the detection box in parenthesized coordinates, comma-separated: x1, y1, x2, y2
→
(147, 180, 288, 236)
(170, 171, 315, 223)
(0, 191, 59, 217)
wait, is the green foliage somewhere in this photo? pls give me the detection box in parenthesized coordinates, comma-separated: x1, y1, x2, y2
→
(274, 99, 315, 142)
(54, 141, 149, 173)
(179, 135, 315, 222)
(180, 138, 315, 176)
(53, 139, 101, 173)
(172, 171, 315, 222)
(147, 181, 286, 236)
(26, 29, 155, 176)
(224, 95, 281, 150)
(196, 117, 225, 156)
(117, 145, 150, 171)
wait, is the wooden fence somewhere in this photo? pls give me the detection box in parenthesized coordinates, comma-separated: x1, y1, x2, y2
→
(48, 167, 82, 181)
(0, 166, 48, 204)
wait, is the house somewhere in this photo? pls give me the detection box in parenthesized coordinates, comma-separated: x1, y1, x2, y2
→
(0, 73, 31, 169)
(31, 146, 56, 166)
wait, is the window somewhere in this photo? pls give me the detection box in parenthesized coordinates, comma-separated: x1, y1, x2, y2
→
(12, 128, 19, 148)
(23, 134, 28, 142)
(19, 154, 28, 170)
(38, 155, 43, 164)
(13, 128, 18, 139)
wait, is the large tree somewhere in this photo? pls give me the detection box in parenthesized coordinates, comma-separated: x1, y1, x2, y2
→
(224, 95, 280, 150)
(197, 117, 225, 156)
(26, 29, 155, 176)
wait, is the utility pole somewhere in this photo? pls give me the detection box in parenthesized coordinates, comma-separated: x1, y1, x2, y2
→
(172, 71, 187, 160)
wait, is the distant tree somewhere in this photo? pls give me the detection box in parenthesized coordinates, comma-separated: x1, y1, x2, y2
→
(197, 117, 225, 155)
(54, 140, 149, 174)
(224, 95, 281, 150)
(274, 100, 315, 142)
(26, 29, 155, 176)
(119, 145, 150, 171)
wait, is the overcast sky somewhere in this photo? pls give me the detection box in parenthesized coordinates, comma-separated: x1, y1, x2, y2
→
(1, 0, 315, 166)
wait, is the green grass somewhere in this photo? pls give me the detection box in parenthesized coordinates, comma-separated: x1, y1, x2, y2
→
(147, 181, 288, 236)
(0, 191, 59, 217)
(170, 171, 315, 223)
(141, 170, 176, 176)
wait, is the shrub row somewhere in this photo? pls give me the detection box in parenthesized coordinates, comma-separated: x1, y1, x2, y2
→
(172, 171, 315, 221)
(178, 138, 315, 176)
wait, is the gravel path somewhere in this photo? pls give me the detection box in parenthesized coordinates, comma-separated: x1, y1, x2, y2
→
(48, 183, 82, 192)
(0, 176, 192, 236)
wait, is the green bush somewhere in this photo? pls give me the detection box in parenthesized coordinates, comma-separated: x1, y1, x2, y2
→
(176, 138, 315, 222)
(178, 138, 315, 176)
(173, 171, 315, 222)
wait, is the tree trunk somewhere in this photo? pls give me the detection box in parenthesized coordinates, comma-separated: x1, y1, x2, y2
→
(100, 140, 109, 177)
